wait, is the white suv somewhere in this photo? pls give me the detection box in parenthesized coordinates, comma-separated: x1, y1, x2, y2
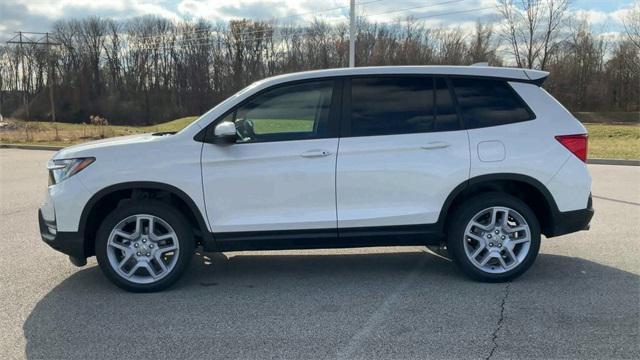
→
(39, 66, 593, 292)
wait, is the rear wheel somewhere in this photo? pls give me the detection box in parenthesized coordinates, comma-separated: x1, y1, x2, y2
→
(447, 192, 541, 282)
(95, 200, 194, 292)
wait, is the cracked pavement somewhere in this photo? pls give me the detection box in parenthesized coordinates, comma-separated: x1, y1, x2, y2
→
(1, 149, 638, 359)
(485, 283, 509, 360)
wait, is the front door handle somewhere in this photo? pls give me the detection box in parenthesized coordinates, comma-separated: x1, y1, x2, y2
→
(421, 142, 450, 150)
(300, 149, 333, 158)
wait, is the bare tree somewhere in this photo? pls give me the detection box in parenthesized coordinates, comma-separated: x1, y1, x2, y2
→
(623, 1, 640, 50)
(497, 0, 570, 69)
(0, 12, 637, 124)
(467, 21, 498, 64)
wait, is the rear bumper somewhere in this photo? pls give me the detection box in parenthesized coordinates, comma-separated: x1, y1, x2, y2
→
(38, 209, 87, 266)
(545, 196, 594, 238)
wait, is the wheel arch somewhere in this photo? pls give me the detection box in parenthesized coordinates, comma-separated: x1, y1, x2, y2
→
(439, 173, 560, 237)
(80, 181, 211, 257)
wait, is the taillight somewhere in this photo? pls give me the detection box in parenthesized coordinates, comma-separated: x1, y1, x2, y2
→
(555, 134, 588, 163)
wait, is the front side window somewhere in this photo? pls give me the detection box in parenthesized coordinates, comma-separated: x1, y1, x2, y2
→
(451, 78, 534, 129)
(229, 80, 334, 143)
(349, 76, 462, 137)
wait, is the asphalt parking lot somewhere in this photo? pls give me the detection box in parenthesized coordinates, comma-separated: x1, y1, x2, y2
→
(0, 148, 638, 360)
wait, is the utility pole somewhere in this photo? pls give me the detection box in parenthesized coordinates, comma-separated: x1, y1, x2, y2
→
(349, 0, 355, 67)
(7, 31, 60, 123)
(45, 33, 56, 123)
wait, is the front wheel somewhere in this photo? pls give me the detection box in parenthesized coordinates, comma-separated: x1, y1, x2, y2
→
(95, 200, 194, 292)
(447, 192, 541, 282)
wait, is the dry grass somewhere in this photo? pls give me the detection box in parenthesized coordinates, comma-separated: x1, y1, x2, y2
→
(0, 117, 197, 146)
(586, 124, 640, 160)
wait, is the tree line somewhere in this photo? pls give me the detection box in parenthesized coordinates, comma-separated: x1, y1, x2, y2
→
(0, 0, 638, 125)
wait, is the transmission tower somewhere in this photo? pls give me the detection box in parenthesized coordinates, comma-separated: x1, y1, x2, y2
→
(6, 31, 61, 122)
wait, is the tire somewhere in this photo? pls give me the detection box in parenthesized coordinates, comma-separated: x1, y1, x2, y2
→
(446, 192, 541, 282)
(95, 199, 195, 292)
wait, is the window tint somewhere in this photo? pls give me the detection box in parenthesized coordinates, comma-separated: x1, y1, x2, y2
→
(435, 78, 459, 131)
(232, 80, 334, 142)
(349, 76, 462, 136)
(351, 77, 435, 136)
(451, 78, 534, 129)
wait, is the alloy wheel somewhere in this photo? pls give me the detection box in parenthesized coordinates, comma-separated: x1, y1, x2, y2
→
(463, 206, 531, 274)
(106, 214, 180, 284)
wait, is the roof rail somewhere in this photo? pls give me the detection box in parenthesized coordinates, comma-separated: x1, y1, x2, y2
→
(471, 62, 489, 67)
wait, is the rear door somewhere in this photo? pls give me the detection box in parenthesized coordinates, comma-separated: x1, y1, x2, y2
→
(336, 76, 470, 231)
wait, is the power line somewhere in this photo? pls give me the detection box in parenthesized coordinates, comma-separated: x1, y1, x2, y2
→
(134, 27, 309, 52)
(365, 0, 470, 17)
(147, 0, 480, 47)
(140, 0, 495, 51)
(128, 0, 500, 52)
(135, 0, 465, 50)
(136, 4, 500, 52)
(259, 0, 386, 22)
(410, 6, 496, 21)
(137, 0, 387, 42)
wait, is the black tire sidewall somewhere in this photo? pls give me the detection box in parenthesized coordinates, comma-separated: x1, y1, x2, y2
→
(447, 192, 541, 282)
(95, 200, 195, 292)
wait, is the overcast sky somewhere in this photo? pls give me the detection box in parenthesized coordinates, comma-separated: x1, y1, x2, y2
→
(0, 0, 635, 41)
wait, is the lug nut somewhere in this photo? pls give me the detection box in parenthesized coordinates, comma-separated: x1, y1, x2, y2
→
(487, 234, 492, 239)
(142, 239, 147, 243)
(134, 243, 139, 248)
(136, 252, 141, 256)
(501, 235, 506, 240)
(149, 244, 154, 249)
(498, 244, 502, 248)
(495, 230, 500, 234)
(146, 253, 150, 256)
(489, 243, 494, 247)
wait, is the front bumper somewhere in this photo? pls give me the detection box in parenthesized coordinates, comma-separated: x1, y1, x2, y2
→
(545, 195, 594, 238)
(38, 209, 87, 266)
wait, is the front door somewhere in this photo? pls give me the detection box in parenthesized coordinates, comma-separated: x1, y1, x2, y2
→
(201, 79, 340, 235)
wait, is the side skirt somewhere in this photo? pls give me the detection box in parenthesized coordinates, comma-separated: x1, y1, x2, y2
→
(205, 224, 444, 252)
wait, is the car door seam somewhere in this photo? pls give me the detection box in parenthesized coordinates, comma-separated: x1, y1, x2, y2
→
(198, 141, 215, 238)
(334, 137, 341, 233)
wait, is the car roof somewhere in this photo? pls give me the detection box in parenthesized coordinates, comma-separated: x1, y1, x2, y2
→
(258, 65, 549, 86)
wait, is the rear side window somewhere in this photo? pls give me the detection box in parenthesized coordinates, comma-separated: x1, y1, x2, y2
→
(451, 78, 534, 129)
(435, 78, 458, 131)
(349, 76, 461, 137)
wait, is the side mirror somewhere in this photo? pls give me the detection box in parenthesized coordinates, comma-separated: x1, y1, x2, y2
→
(212, 121, 237, 144)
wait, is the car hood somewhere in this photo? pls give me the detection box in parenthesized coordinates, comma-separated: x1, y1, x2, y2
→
(53, 133, 165, 159)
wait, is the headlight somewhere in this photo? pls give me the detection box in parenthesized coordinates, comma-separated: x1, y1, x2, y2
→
(47, 157, 95, 185)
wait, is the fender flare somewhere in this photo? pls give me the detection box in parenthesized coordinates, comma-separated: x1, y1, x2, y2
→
(437, 173, 560, 226)
(79, 181, 211, 243)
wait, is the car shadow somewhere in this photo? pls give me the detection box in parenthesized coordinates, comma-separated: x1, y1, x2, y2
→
(23, 250, 639, 359)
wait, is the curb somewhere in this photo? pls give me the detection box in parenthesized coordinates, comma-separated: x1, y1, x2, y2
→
(587, 158, 640, 166)
(0, 144, 64, 151)
(1, 143, 639, 166)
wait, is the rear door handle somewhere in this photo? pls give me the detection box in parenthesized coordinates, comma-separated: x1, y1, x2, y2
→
(421, 142, 450, 150)
(300, 149, 333, 158)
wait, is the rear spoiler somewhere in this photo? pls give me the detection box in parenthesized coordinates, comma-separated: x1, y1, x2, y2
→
(523, 69, 549, 86)
(470, 63, 549, 86)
